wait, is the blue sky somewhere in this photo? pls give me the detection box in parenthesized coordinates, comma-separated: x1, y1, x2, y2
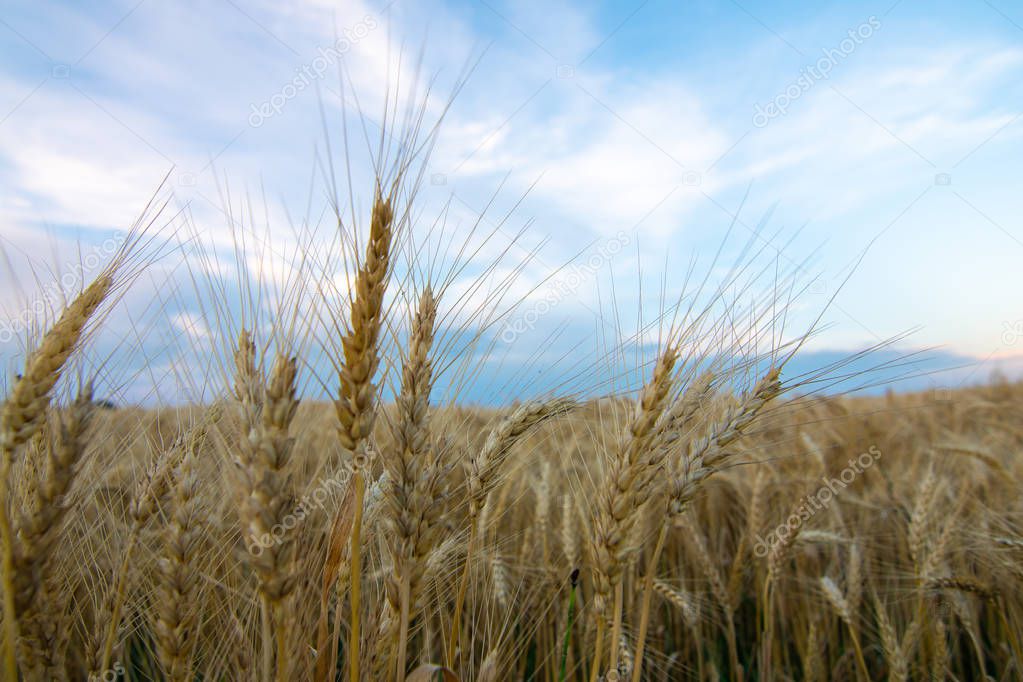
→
(1, 0, 1022, 402)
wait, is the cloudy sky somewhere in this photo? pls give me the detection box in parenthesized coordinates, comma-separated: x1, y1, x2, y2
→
(1, 0, 1022, 402)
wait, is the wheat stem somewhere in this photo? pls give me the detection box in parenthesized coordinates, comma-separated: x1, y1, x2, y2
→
(591, 346, 678, 677)
(348, 469, 366, 682)
(631, 522, 668, 682)
(333, 188, 395, 682)
(447, 522, 476, 668)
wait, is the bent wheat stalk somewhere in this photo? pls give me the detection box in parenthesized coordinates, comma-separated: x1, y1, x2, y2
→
(642, 367, 781, 682)
(590, 345, 678, 681)
(449, 397, 575, 668)
(98, 412, 214, 674)
(16, 386, 95, 677)
(630, 370, 713, 682)
(0, 273, 112, 677)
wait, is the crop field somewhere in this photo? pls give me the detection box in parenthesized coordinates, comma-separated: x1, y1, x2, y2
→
(2, 133, 1022, 682)
(1, 7, 1022, 670)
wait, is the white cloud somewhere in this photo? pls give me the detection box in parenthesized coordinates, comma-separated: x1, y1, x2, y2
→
(2, 0, 1023, 376)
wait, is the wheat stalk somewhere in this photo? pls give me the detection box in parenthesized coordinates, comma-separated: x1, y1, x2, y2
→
(333, 188, 394, 682)
(233, 340, 301, 681)
(97, 411, 213, 674)
(657, 368, 781, 682)
(820, 576, 869, 681)
(15, 387, 95, 677)
(449, 397, 574, 668)
(631, 369, 714, 682)
(377, 287, 445, 682)
(590, 345, 678, 681)
(0, 274, 112, 678)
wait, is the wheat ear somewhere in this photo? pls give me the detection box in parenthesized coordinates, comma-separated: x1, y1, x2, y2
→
(631, 369, 713, 682)
(908, 464, 937, 575)
(668, 367, 782, 515)
(333, 189, 394, 682)
(467, 398, 576, 520)
(820, 576, 870, 681)
(97, 412, 213, 673)
(591, 345, 678, 682)
(875, 595, 914, 682)
(233, 335, 301, 681)
(448, 397, 575, 668)
(670, 368, 780, 682)
(804, 620, 825, 682)
(154, 436, 202, 681)
(378, 287, 444, 682)
(16, 386, 95, 677)
(230, 330, 276, 681)
(0, 274, 112, 678)
(14, 388, 94, 608)
(925, 576, 997, 603)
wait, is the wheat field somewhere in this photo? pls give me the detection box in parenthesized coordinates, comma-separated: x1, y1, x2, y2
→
(2, 111, 1021, 682)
